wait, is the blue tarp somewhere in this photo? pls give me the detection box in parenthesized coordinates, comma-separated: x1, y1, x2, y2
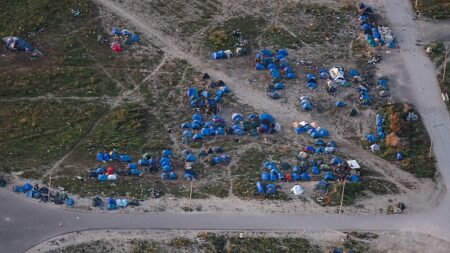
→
(3, 36, 34, 51)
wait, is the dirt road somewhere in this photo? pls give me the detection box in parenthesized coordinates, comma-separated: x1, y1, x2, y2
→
(2, 0, 450, 252)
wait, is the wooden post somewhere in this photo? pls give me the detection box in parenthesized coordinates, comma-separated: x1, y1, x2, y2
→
(339, 180, 346, 214)
(429, 140, 433, 158)
(442, 51, 448, 84)
(188, 180, 193, 211)
(415, 0, 419, 8)
(48, 170, 52, 189)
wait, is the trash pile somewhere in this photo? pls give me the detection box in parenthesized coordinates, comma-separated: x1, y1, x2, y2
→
(109, 27, 140, 53)
(254, 49, 297, 99)
(211, 29, 248, 59)
(13, 183, 75, 207)
(229, 113, 281, 136)
(358, 3, 397, 49)
(292, 121, 330, 138)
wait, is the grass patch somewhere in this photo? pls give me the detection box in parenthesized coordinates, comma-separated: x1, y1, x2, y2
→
(379, 103, 436, 178)
(412, 0, 450, 19)
(328, 182, 365, 206)
(261, 26, 303, 49)
(363, 178, 399, 195)
(206, 16, 267, 50)
(47, 240, 115, 253)
(52, 175, 167, 199)
(0, 101, 106, 175)
(0, 0, 92, 38)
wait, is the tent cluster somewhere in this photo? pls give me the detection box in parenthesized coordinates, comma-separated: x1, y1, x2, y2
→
(211, 29, 248, 59)
(292, 121, 330, 139)
(181, 113, 226, 142)
(255, 49, 297, 80)
(2, 36, 34, 51)
(228, 113, 280, 136)
(93, 151, 142, 181)
(181, 149, 199, 180)
(13, 183, 75, 207)
(358, 3, 396, 49)
(109, 27, 140, 53)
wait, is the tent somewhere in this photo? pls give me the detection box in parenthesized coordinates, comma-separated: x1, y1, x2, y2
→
(92, 196, 103, 207)
(111, 42, 123, 53)
(211, 50, 226, 59)
(107, 197, 117, 210)
(323, 171, 336, 181)
(119, 154, 132, 163)
(300, 172, 311, 181)
(65, 198, 75, 207)
(256, 182, 265, 194)
(291, 185, 304, 195)
(3, 36, 34, 51)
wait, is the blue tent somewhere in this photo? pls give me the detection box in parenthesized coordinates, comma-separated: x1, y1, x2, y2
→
(261, 171, 270, 181)
(132, 33, 140, 42)
(119, 154, 132, 163)
(336, 101, 346, 107)
(107, 197, 117, 210)
(268, 63, 277, 70)
(130, 168, 141, 176)
(349, 175, 360, 182)
(138, 159, 150, 166)
(261, 49, 273, 57)
(169, 172, 177, 180)
(186, 154, 197, 162)
(312, 166, 321, 175)
(286, 72, 297, 79)
(300, 172, 311, 181)
(211, 50, 226, 59)
(264, 161, 277, 170)
(396, 152, 404, 161)
(256, 182, 265, 194)
(255, 63, 265, 70)
(327, 140, 337, 147)
(111, 27, 122, 35)
(97, 152, 105, 162)
(293, 166, 302, 173)
(192, 134, 203, 140)
(184, 171, 195, 180)
(366, 134, 378, 143)
(159, 157, 171, 167)
(306, 74, 316, 81)
(278, 49, 288, 56)
(98, 174, 107, 181)
(162, 165, 172, 172)
(323, 171, 336, 181)
(306, 82, 317, 89)
(270, 69, 281, 79)
(187, 87, 198, 97)
(65, 198, 75, 207)
(266, 184, 277, 195)
(330, 156, 343, 165)
(349, 69, 360, 77)
(292, 173, 300, 181)
(259, 113, 275, 123)
(274, 83, 285, 90)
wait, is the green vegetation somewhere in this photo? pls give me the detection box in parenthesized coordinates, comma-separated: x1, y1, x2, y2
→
(47, 240, 116, 253)
(329, 182, 365, 206)
(207, 16, 267, 50)
(131, 233, 320, 253)
(0, 101, 107, 176)
(379, 103, 436, 178)
(261, 26, 303, 49)
(412, 0, 450, 19)
(51, 176, 166, 199)
(363, 178, 399, 195)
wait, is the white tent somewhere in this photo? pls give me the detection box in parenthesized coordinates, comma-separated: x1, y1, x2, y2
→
(291, 185, 304, 196)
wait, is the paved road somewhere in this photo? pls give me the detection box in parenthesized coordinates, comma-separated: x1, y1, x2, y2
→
(2, 0, 450, 252)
